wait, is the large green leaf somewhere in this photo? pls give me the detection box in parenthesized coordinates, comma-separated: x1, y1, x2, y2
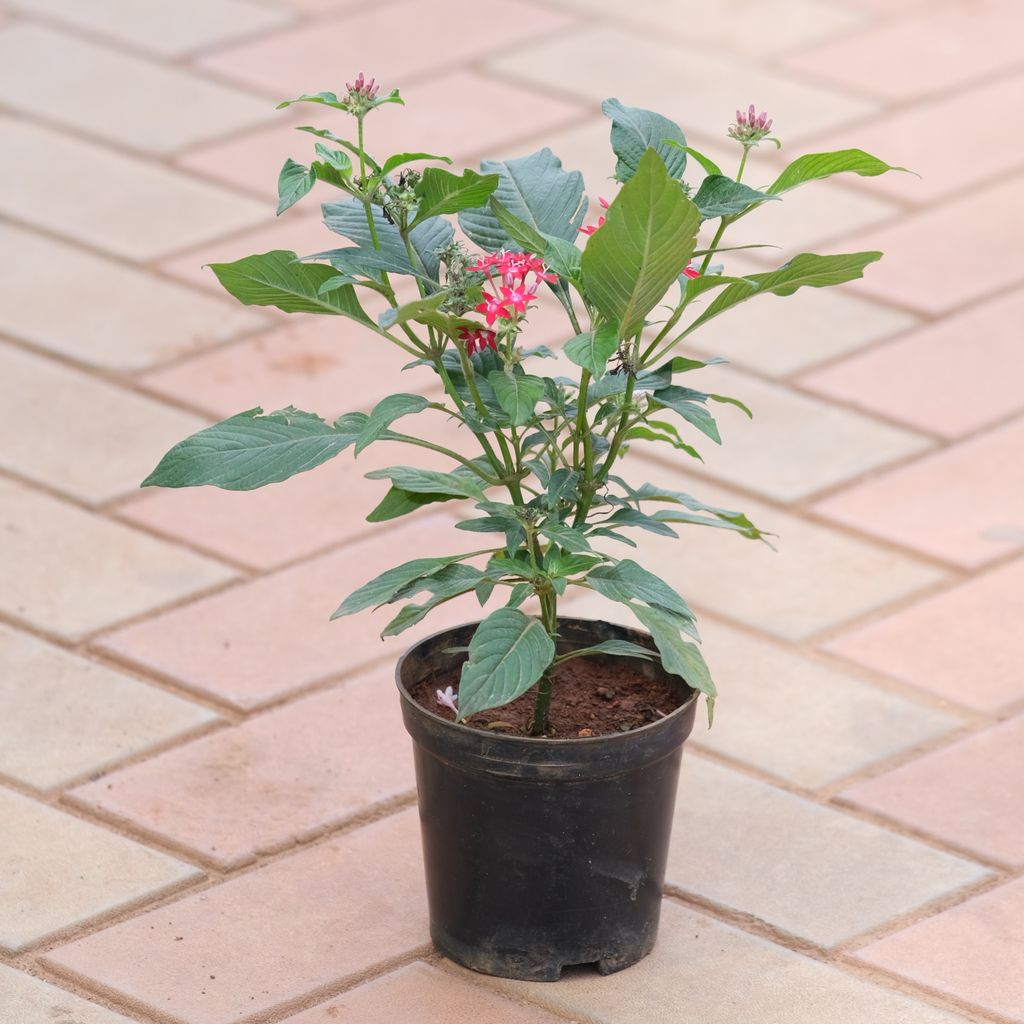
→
(488, 197, 548, 253)
(277, 159, 315, 215)
(355, 394, 431, 454)
(459, 148, 588, 251)
(366, 486, 456, 522)
(587, 560, 694, 621)
(767, 149, 910, 195)
(681, 251, 883, 337)
(651, 386, 721, 443)
(364, 466, 486, 501)
(311, 244, 434, 284)
(142, 407, 364, 491)
(322, 199, 453, 279)
(380, 151, 452, 176)
(581, 149, 700, 336)
(563, 322, 619, 380)
(692, 175, 779, 220)
(412, 168, 499, 226)
(209, 251, 376, 323)
(331, 555, 471, 619)
(457, 608, 556, 720)
(628, 602, 716, 719)
(487, 371, 545, 425)
(602, 98, 687, 183)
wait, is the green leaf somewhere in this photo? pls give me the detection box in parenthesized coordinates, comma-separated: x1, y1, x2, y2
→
(459, 148, 588, 251)
(142, 407, 363, 492)
(487, 197, 548, 253)
(487, 371, 545, 426)
(587, 560, 694, 621)
(681, 252, 884, 337)
(209, 251, 376, 323)
(331, 555, 470, 619)
(581, 148, 701, 336)
(355, 394, 431, 454)
(539, 522, 592, 553)
(627, 603, 715, 716)
(365, 466, 486, 501)
(558, 639, 655, 663)
(277, 88, 403, 112)
(457, 608, 556, 720)
(665, 142, 721, 178)
(322, 199, 453, 280)
(601, 508, 679, 537)
(277, 159, 316, 215)
(564, 322, 619, 380)
(767, 149, 910, 196)
(692, 174, 779, 220)
(652, 386, 721, 444)
(412, 168, 500, 227)
(366, 486, 456, 522)
(380, 151, 452, 176)
(625, 421, 702, 460)
(617, 481, 767, 542)
(381, 564, 484, 637)
(543, 236, 582, 285)
(602, 98, 687, 183)
(294, 126, 379, 171)
(310, 244, 433, 284)
(710, 393, 752, 418)
(379, 292, 449, 331)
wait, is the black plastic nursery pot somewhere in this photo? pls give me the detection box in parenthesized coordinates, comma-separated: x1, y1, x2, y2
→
(396, 617, 699, 982)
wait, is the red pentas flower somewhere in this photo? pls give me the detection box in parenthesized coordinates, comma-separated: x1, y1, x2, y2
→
(579, 196, 610, 236)
(470, 250, 556, 327)
(457, 327, 498, 356)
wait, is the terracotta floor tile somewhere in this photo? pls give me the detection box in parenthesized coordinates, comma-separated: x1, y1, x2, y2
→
(179, 71, 586, 199)
(645, 364, 932, 502)
(822, 557, 1024, 712)
(198, 0, 578, 98)
(283, 961, 564, 1024)
(0, 223, 264, 370)
(804, 71, 1024, 205)
(71, 670, 414, 867)
(812, 417, 1024, 568)
(841, 716, 1024, 866)
(550, 0, 864, 53)
(686, 280, 917, 376)
(0, 343, 208, 504)
(834, 172, 1024, 315)
(489, 900, 973, 1023)
(854, 877, 1024, 1022)
(665, 757, 988, 947)
(488, 26, 876, 143)
(0, 118, 266, 261)
(0, 477, 235, 641)
(0, 788, 200, 954)
(5, 0, 293, 56)
(0, 25, 273, 154)
(42, 809, 429, 1024)
(785, 0, 1024, 100)
(0, 623, 218, 792)
(139, 318, 441, 421)
(0, 962, 137, 1024)
(798, 288, 1024, 438)
(95, 512, 486, 709)
(671, 618, 958, 788)
(587, 458, 946, 640)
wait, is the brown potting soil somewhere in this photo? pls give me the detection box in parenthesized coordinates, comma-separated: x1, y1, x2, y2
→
(408, 656, 687, 738)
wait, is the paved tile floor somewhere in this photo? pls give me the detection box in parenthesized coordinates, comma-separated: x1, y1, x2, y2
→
(1, 1, 1021, 1022)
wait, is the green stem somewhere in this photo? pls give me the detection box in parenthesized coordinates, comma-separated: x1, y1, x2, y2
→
(577, 372, 636, 524)
(383, 431, 501, 483)
(431, 356, 505, 480)
(530, 587, 559, 735)
(736, 144, 751, 184)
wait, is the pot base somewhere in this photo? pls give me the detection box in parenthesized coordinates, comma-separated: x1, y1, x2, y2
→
(431, 919, 656, 982)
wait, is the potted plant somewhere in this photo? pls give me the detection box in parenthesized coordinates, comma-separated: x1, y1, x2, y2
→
(143, 79, 905, 980)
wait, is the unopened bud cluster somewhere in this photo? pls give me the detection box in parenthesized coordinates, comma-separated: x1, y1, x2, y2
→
(728, 104, 773, 145)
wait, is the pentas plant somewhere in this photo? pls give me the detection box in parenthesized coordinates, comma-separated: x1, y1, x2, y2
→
(143, 82, 908, 734)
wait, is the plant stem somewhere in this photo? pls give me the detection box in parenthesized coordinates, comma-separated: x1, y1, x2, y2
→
(531, 587, 559, 735)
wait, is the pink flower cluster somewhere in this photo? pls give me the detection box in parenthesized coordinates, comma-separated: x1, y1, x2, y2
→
(346, 71, 379, 100)
(579, 196, 610, 236)
(457, 326, 498, 356)
(728, 104, 773, 144)
(468, 251, 557, 327)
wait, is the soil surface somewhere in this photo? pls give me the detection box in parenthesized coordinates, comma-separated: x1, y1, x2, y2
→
(409, 657, 687, 738)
